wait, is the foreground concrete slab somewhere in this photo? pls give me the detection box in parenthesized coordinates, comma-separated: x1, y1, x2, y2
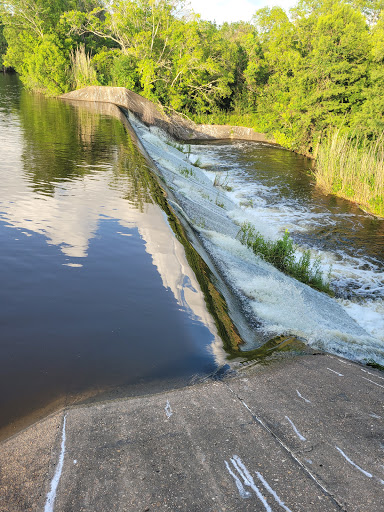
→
(228, 354, 384, 512)
(0, 354, 383, 512)
(0, 411, 64, 512)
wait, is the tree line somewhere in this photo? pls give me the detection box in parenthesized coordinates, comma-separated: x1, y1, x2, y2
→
(1, 0, 384, 214)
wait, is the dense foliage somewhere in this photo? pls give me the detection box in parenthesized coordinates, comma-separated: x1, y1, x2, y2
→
(0, 21, 7, 68)
(1, 0, 384, 213)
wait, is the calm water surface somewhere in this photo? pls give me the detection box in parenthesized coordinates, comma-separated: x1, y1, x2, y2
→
(0, 75, 224, 439)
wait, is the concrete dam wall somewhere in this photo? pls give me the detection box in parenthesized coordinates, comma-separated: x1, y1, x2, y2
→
(61, 86, 272, 143)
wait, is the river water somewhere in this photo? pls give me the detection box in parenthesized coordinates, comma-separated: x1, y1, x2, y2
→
(0, 75, 229, 439)
(129, 111, 384, 367)
(189, 140, 384, 337)
(1, 75, 383, 439)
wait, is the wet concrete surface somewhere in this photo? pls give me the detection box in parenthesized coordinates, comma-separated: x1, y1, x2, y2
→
(0, 353, 383, 512)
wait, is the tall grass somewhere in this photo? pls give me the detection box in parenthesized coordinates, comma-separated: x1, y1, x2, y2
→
(70, 45, 99, 90)
(315, 129, 384, 217)
(237, 223, 332, 294)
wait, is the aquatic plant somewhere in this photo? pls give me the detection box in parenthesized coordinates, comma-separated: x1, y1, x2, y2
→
(240, 198, 255, 208)
(365, 359, 384, 372)
(213, 172, 233, 191)
(191, 157, 204, 168)
(166, 140, 185, 152)
(237, 223, 332, 294)
(215, 195, 225, 208)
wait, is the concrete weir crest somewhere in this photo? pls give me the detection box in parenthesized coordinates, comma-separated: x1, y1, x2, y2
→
(60, 86, 273, 143)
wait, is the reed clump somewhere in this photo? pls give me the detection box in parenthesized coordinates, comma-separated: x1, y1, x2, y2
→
(315, 129, 384, 217)
(70, 45, 99, 90)
(237, 223, 332, 294)
(213, 172, 233, 191)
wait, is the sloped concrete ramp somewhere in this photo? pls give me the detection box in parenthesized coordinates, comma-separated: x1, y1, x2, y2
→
(0, 354, 383, 512)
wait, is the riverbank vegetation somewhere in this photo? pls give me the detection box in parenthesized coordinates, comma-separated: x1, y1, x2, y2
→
(237, 223, 332, 294)
(1, 0, 383, 215)
(315, 129, 384, 216)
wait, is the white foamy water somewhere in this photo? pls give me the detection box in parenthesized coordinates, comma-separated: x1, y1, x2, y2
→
(128, 113, 384, 366)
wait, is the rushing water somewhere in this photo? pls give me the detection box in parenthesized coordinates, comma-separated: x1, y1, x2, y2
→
(189, 140, 384, 340)
(129, 112, 384, 366)
(0, 75, 229, 440)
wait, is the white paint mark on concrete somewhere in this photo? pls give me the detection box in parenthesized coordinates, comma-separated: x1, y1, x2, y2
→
(296, 390, 311, 403)
(255, 471, 293, 512)
(305, 459, 313, 464)
(326, 368, 344, 377)
(362, 377, 384, 389)
(369, 413, 381, 419)
(165, 400, 173, 418)
(73, 460, 77, 465)
(44, 415, 67, 512)
(335, 446, 372, 478)
(361, 368, 384, 380)
(242, 401, 251, 411)
(337, 359, 352, 366)
(227, 386, 336, 503)
(285, 416, 306, 441)
(224, 460, 251, 499)
(231, 456, 272, 511)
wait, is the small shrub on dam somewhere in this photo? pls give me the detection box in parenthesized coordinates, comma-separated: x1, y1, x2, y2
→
(179, 167, 195, 178)
(237, 223, 332, 294)
(213, 172, 233, 191)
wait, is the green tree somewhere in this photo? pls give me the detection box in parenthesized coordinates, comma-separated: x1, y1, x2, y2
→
(0, 0, 101, 93)
(63, 1, 237, 111)
(0, 21, 7, 68)
(246, 0, 371, 152)
(351, 10, 384, 136)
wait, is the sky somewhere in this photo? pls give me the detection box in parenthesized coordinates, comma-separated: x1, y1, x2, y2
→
(187, 0, 296, 24)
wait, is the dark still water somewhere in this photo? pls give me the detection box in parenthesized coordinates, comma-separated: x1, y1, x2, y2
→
(0, 75, 227, 439)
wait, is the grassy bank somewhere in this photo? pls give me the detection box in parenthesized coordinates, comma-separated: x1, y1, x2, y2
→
(315, 130, 384, 218)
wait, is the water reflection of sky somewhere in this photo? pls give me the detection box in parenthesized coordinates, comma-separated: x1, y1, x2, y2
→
(1, 165, 224, 363)
(0, 79, 229, 438)
(0, 96, 227, 363)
